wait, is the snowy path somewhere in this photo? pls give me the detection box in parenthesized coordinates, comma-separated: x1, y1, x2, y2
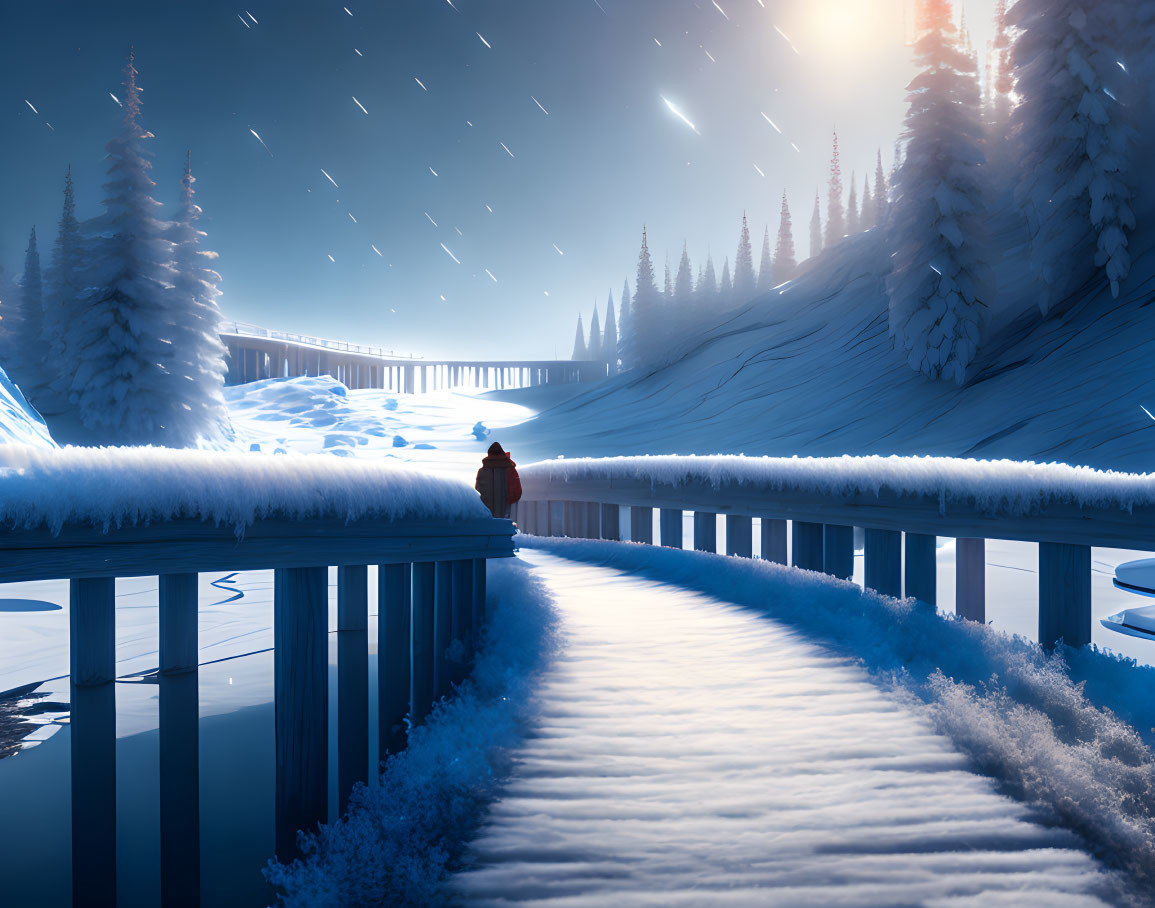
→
(449, 550, 1113, 906)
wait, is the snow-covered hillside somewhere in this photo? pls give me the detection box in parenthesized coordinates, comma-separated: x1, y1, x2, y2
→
(514, 226, 1155, 472)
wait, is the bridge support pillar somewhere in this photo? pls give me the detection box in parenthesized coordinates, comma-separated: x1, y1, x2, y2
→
(410, 563, 435, 725)
(905, 534, 937, 606)
(823, 524, 854, 580)
(761, 518, 787, 564)
(600, 503, 620, 540)
(434, 562, 454, 699)
(379, 563, 411, 756)
(337, 566, 369, 813)
(694, 512, 716, 553)
(726, 515, 753, 558)
(792, 521, 824, 573)
(585, 503, 600, 539)
(956, 538, 986, 623)
(864, 529, 902, 598)
(1040, 544, 1094, 647)
(630, 506, 653, 544)
(660, 508, 683, 549)
(452, 559, 473, 681)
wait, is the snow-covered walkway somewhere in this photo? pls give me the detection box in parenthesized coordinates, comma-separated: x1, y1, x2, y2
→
(449, 549, 1114, 906)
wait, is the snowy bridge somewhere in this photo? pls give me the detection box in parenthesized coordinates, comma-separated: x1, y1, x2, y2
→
(221, 321, 607, 392)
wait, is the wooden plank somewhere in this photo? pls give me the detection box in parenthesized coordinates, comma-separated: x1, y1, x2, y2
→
(904, 533, 937, 606)
(516, 474, 1155, 551)
(1039, 542, 1091, 648)
(274, 566, 328, 861)
(792, 522, 824, 573)
(693, 512, 717, 553)
(159, 573, 198, 675)
(585, 502, 601, 539)
(70, 578, 115, 686)
(956, 538, 986, 623)
(410, 562, 436, 725)
(71, 683, 117, 907)
(823, 524, 854, 580)
(726, 515, 753, 558)
(337, 566, 369, 813)
(761, 518, 787, 564)
(864, 529, 902, 598)
(378, 563, 411, 757)
(159, 670, 199, 908)
(600, 503, 620, 541)
(434, 562, 454, 700)
(631, 506, 654, 544)
(660, 509, 683, 549)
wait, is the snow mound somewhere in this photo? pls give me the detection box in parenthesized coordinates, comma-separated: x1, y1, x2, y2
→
(0, 444, 489, 535)
(519, 453, 1155, 518)
(0, 368, 55, 449)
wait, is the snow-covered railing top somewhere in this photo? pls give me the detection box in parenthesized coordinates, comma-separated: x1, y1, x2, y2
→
(0, 444, 490, 535)
(518, 454, 1155, 549)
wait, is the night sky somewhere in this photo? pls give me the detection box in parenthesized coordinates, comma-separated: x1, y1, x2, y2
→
(0, 0, 996, 360)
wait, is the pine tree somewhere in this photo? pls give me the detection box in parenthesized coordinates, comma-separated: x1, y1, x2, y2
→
(618, 278, 631, 365)
(756, 226, 772, 292)
(626, 228, 660, 366)
(861, 175, 874, 231)
(571, 312, 587, 360)
(0, 245, 23, 376)
(718, 257, 732, 306)
(846, 172, 860, 234)
(873, 149, 889, 227)
(774, 191, 797, 282)
(697, 254, 717, 301)
(825, 131, 845, 246)
(809, 191, 823, 259)
(63, 52, 195, 444)
(674, 243, 693, 304)
(9, 228, 45, 391)
(602, 289, 618, 371)
(1009, 0, 1135, 305)
(887, 0, 988, 385)
(731, 214, 756, 302)
(166, 152, 231, 442)
(44, 167, 85, 409)
(663, 257, 672, 299)
(587, 302, 602, 362)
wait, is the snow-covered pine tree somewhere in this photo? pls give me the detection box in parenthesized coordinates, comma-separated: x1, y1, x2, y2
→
(732, 214, 756, 302)
(10, 227, 45, 391)
(697, 254, 717, 301)
(63, 52, 190, 444)
(825, 131, 845, 246)
(887, 0, 988, 385)
(587, 302, 602, 362)
(757, 226, 773, 292)
(166, 152, 231, 445)
(861, 175, 874, 231)
(718, 257, 732, 307)
(626, 228, 660, 366)
(873, 149, 889, 226)
(663, 257, 673, 299)
(774, 191, 797, 281)
(674, 243, 693, 305)
(44, 167, 85, 409)
(618, 278, 631, 366)
(846, 173, 860, 234)
(1009, 0, 1135, 305)
(603, 290, 617, 370)
(809, 192, 823, 259)
(571, 312, 587, 360)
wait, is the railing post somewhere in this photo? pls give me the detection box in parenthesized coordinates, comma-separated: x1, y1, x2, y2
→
(434, 562, 455, 699)
(273, 566, 328, 861)
(630, 506, 653, 544)
(761, 518, 787, 564)
(585, 502, 601, 539)
(792, 521, 824, 572)
(823, 525, 854, 580)
(379, 563, 411, 757)
(694, 512, 717, 553)
(864, 529, 902, 598)
(472, 558, 487, 637)
(955, 538, 986, 623)
(159, 573, 200, 908)
(337, 565, 369, 813)
(410, 562, 436, 725)
(726, 515, 753, 558)
(452, 559, 474, 677)
(905, 534, 937, 606)
(600, 503, 620, 540)
(70, 577, 117, 908)
(660, 508, 683, 549)
(1039, 543, 1091, 648)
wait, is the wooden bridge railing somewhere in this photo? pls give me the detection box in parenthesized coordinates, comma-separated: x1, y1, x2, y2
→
(9, 510, 514, 907)
(514, 456, 1155, 652)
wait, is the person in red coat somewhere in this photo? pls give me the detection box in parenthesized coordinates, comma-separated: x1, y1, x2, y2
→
(475, 442, 522, 518)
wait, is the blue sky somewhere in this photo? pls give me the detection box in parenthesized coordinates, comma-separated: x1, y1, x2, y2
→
(0, 0, 996, 359)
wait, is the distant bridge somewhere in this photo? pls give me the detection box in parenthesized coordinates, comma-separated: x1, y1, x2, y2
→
(220, 321, 608, 392)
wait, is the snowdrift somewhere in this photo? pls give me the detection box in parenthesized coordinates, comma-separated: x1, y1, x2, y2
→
(514, 228, 1155, 472)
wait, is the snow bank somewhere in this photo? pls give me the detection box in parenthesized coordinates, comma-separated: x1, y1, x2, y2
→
(0, 444, 490, 535)
(0, 368, 55, 449)
(520, 453, 1155, 517)
(265, 558, 559, 905)
(520, 536, 1155, 898)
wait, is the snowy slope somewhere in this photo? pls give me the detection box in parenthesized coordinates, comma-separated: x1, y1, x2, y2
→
(0, 368, 55, 449)
(512, 227, 1155, 472)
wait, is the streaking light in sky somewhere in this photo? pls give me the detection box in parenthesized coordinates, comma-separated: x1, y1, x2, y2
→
(753, 163, 765, 177)
(352, 96, 368, 115)
(245, 11, 258, 24)
(661, 96, 700, 135)
(1142, 404, 1155, 421)
(704, 49, 716, 63)
(328, 254, 336, 263)
(429, 166, 438, 176)
(320, 168, 338, 188)
(348, 212, 357, 223)
(654, 38, 662, 47)
(109, 92, 122, 107)
(500, 142, 515, 157)
(440, 243, 461, 264)
(477, 33, 491, 49)
(552, 244, 565, 255)
(24, 100, 38, 114)
(415, 77, 428, 91)
(485, 269, 498, 282)
(344, 7, 352, 15)
(354, 48, 363, 56)
(711, 1, 729, 21)
(248, 127, 273, 156)
(774, 25, 801, 55)
(425, 212, 438, 226)
(761, 112, 782, 134)
(531, 96, 550, 115)
(371, 244, 383, 257)
(238, 14, 251, 29)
